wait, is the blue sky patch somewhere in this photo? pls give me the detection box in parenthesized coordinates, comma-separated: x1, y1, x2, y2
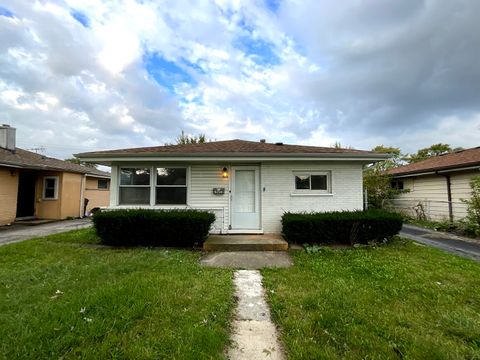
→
(234, 36, 280, 66)
(0, 6, 14, 18)
(71, 10, 90, 28)
(265, 0, 281, 13)
(144, 53, 195, 92)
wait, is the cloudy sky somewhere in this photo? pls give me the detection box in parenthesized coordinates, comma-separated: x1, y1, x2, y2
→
(1, 0, 479, 159)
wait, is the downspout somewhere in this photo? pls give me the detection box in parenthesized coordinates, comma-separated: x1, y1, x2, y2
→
(79, 174, 86, 218)
(437, 171, 453, 222)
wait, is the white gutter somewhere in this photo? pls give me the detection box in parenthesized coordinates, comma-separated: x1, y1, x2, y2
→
(77, 155, 389, 165)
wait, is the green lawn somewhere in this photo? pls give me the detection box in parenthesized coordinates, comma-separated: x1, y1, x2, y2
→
(262, 239, 480, 359)
(0, 229, 233, 359)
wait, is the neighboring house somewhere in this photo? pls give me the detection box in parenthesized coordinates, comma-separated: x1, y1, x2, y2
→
(388, 147, 480, 221)
(76, 140, 386, 233)
(0, 125, 110, 226)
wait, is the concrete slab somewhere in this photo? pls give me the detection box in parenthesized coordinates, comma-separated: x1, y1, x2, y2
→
(200, 251, 292, 269)
(204, 234, 288, 251)
(227, 270, 285, 360)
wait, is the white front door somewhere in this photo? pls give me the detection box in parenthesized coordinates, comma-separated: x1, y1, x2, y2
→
(231, 166, 261, 230)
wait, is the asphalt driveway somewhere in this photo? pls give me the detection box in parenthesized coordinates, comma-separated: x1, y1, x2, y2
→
(0, 218, 92, 246)
(400, 224, 480, 262)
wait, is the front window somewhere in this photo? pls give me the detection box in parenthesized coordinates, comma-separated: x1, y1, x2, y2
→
(43, 176, 58, 200)
(294, 172, 331, 192)
(156, 167, 187, 204)
(119, 168, 150, 205)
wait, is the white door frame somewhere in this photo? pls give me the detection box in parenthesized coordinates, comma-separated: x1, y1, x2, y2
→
(230, 165, 262, 233)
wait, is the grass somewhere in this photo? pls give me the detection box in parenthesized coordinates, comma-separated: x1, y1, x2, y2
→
(0, 229, 233, 359)
(262, 238, 480, 359)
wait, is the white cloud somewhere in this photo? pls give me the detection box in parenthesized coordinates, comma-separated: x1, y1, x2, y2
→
(0, 0, 479, 160)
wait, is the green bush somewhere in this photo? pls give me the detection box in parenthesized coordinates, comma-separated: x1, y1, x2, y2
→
(93, 209, 215, 247)
(282, 209, 403, 245)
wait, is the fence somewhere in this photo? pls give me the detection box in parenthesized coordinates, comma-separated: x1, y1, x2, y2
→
(389, 198, 467, 221)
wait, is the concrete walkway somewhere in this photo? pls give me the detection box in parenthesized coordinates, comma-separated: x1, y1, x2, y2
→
(227, 270, 285, 360)
(401, 224, 480, 262)
(0, 218, 92, 246)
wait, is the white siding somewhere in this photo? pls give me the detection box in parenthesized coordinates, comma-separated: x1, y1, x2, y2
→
(261, 161, 364, 232)
(391, 171, 478, 221)
(189, 164, 230, 232)
(108, 161, 366, 233)
(450, 172, 476, 219)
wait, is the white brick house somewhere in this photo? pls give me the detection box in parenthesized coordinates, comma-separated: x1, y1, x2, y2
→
(76, 140, 387, 233)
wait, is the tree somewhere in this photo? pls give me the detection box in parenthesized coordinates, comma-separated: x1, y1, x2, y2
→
(331, 141, 353, 149)
(65, 158, 97, 168)
(407, 143, 454, 163)
(462, 176, 480, 237)
(370, 145, 405, 170)
(363, 145, 405, 209)
(173, 130, 208, 145)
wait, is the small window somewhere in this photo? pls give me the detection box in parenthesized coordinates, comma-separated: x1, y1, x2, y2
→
(391, 181, 404, 190)
(98, 179, 108, 189)
(294, 172, 330, 192)
(156, 167, 187, 205)
(119, 168, 150, 205)
(43, 176, 58, 200)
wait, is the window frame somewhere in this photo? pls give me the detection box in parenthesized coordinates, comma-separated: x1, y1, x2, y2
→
(118, 167, 152, 205)
(155, 166, 188, 205)
(391, 180, 404, 190)
(292, 171, 332, 195)
(116, 165, 190, 206)
(98, 179, 109, 190)
(43, 176, 59, 200)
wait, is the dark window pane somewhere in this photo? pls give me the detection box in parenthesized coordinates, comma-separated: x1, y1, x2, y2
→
(157, 168, 186, 185)
(156, 187, 187, 205)
(46, 178, 56, 188)
(391, 181, 404, 190)
(295, 175, 310, 190)
(311, 175, 327, 190)
(98, 179, 108, 189)
(120, 168, 150, 185)
(45, 187, 55, 198)
(119, 187, 150, 205)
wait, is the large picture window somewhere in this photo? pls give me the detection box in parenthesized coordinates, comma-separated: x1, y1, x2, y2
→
(156, 167, 187, 205)
(293, 171, 331, 193)
(119, 168, 150, 205)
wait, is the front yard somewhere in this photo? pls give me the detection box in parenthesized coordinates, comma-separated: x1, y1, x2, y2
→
(1, 230, 480, 359)
(262, 238, 480, 359)
(0, 229, 233, 359)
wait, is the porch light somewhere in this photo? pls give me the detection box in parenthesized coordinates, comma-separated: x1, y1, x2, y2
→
(222, 167, 229, 178)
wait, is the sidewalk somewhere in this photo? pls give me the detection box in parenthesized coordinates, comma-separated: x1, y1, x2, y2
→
(0, 218, 92, 247)
(400, 224, 480, 262)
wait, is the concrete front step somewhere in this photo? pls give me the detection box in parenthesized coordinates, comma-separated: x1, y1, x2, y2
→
(204, 234, 288, 252)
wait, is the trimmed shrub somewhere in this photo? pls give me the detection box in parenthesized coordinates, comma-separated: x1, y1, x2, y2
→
(93, 209, 215, 247)
(282, 209, 403, 245)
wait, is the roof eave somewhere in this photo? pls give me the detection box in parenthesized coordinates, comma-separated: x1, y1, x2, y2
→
(76, 153, 388, 166)
(0, 161, 88, 174)
(391, 164, 480, 178)
(76, 151, 389, 162)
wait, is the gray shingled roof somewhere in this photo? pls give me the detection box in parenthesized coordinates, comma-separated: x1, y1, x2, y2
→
(388, 147, 480, 176)
(76, 139, 384, 158)
(0, 147, 110, 178)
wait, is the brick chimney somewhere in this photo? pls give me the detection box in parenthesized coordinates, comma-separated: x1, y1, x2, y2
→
(0, 124, 16, 151)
